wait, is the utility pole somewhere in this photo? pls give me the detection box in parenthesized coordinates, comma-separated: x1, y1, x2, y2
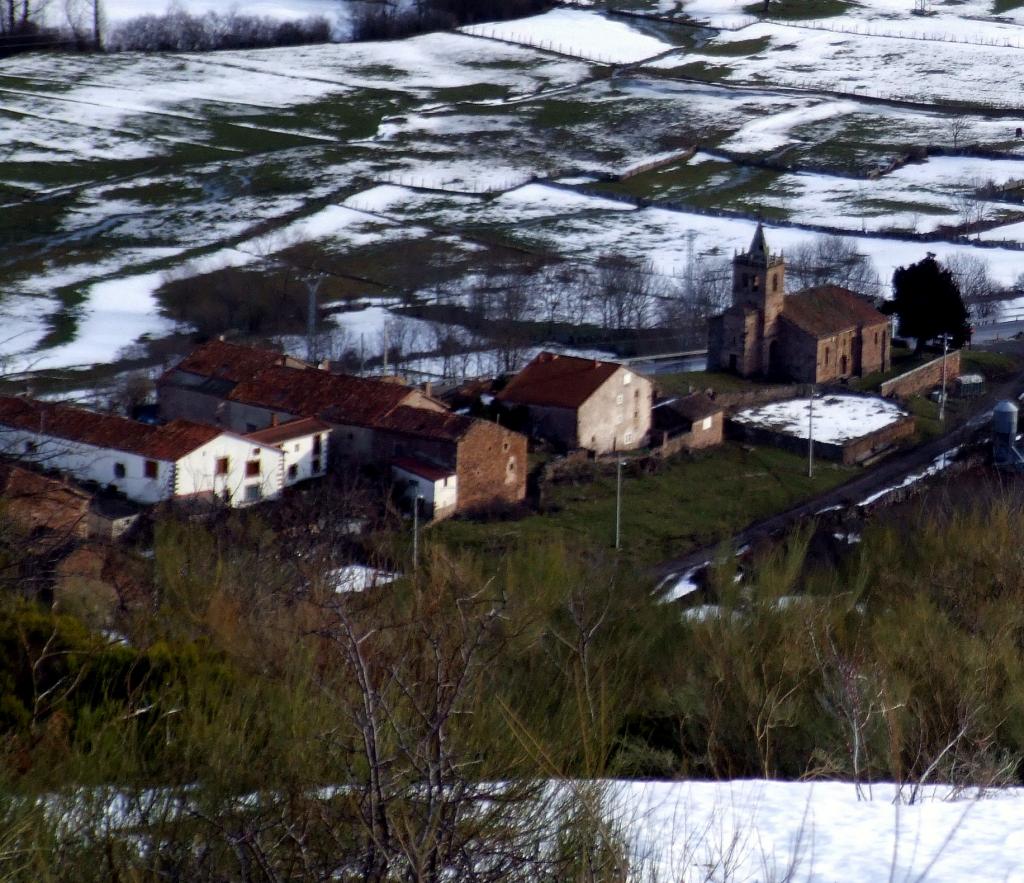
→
(412, 494, 423, 571)
(808, 386, 815, 479)
(615, 458, 625, 550)
(938, 333, 951, 423)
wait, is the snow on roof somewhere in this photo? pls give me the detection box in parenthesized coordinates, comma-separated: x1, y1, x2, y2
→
(733, 395, 908, 445)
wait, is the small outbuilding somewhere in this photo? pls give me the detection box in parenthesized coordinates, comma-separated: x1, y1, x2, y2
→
(652, 393, 724, 454)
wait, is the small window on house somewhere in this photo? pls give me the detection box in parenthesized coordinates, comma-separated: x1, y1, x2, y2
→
(634, 389, 640, 400)
(875, 331, 879, 345)
(144, 460, 158, 479)
(702, 417, 713, 431)
(252, 448, 260, 456)
(508, 459, 516, 473)
(245, 459, 260, 477)
(293, 444, 300, 453)
(616, 393, 624, 405)
(244, 484, 262, 502)
(623, 373, 632, 385)
(615, 413, 623, 425)
(113, 463, 126, 479)
(216, 457, 229, 475)
(825, 346, 830, 364)
(503, 440, 510, 452)
(772, 275, 779, 292)
(624, 430, 633, 444)
(313, 435, 322, 455)
(23, 441, 36, 454)
(312, 458, 322, 474)
(288, 464, 298, 480)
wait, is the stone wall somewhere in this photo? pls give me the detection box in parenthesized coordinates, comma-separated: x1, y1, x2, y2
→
(880, 350, 961, 399)
(455, 421, 527, 512)
(727, 413, 916, 464)
(653, 411, 724, 457)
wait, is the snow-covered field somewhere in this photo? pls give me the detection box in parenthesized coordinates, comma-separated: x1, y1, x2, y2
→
(611, 778, 1024, 882)
(461, 8, 679, 64)
(5, 4, 1024, 371)
(733, 394, 909, 445)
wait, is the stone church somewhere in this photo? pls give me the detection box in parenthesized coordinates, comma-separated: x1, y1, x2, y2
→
(708, 225, 892, 383)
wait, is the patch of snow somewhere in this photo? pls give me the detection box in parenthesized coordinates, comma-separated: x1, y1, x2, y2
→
(858, 446, 961, 507)
(461, 9, 678, 65)
(733, 395, 908, 445)
(610, 778, 1024, 882)
(657, 563, 707, 603)
(330, 564, 396, 594)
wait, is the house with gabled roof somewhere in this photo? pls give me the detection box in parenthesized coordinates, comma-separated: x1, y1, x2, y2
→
(157, 340, 527, 514)
(708, 226, 892, 384)
(496, 352, 653, 454)
(0, 395, 317, 507)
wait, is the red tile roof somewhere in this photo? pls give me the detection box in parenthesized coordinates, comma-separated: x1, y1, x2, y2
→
(782, 286, 889, 338)
(496, 352, 627, 410)
(244, 417, 331, 446)
(165, 339, 300, 385)
(0, 396, 221, 461)
(229, 366, 415, 424)
(374, 405, 476, 442)
(392, 457, 455, 482)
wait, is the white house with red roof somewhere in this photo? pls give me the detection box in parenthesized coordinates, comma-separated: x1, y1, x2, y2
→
(391, 456, 458, 520)
(0, 396, 322, 507)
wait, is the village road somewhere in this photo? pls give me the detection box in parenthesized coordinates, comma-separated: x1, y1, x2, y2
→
(649, 344, 1024, 589)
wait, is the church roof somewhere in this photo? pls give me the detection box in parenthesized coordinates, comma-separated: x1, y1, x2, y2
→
(749, 222, 769, 259)
(782, 285, 889, 338)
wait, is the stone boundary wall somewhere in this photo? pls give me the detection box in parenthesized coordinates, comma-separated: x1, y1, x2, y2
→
(620, 148, 695, 180)
(713, 384, 804, 412)
(726, 413, 916, 465)
(880, 350, 961, 399)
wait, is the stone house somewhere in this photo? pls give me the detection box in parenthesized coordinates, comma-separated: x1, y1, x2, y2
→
(373, 406, 527, 515)
(496, 352, 653, 454)
(708, 226, 892, 384)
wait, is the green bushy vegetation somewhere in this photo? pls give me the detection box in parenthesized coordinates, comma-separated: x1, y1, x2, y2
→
(4, 474, 1024, 875)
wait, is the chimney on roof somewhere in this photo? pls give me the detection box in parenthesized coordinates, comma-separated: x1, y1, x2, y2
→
(271, 414, 279, 427)
(217, 334, 225, 342)
(593, 360, 600, 368)
(318, 359, 330, 371)
(422, 381, 432, 397)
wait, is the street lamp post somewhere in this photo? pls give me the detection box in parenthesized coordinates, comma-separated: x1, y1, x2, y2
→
(615, 458, 626, 551)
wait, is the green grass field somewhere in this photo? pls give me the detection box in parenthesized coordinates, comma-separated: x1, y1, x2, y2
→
(435, 442, 853, 567)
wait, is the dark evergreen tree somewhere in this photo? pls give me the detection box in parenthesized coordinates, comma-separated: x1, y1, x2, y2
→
(884, 253, 970, 352)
